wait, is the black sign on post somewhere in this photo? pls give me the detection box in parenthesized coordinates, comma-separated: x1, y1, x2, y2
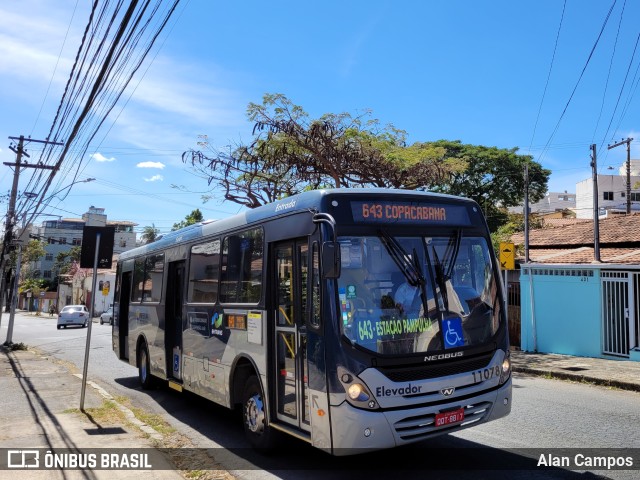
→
(80, 226, 115, 268)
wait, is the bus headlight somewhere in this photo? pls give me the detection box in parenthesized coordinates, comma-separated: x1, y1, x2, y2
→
(499, 351, 511, 385)
(348, 383, 369, 402)
(337, 366, 378, 409)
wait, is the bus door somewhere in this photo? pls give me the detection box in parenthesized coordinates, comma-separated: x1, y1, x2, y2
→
(118, 271, 131, 361)
(166, 261, 185, 381)
(273, 239, 310, 432)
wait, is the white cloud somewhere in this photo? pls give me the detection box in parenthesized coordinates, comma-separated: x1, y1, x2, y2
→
(90, 153, 116, 162)
(0, 6, 83, 87)
(137, 161, 165, 169)
(144, 174, 164, 182)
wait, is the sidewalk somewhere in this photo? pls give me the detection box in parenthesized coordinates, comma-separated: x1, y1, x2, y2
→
(510, 348, 640, 392)
(0, 343, 184, 479)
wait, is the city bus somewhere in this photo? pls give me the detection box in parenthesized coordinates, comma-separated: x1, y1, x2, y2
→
(112, 188, 512, 454)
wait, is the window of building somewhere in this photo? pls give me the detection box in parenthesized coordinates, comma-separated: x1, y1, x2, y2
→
(45, 253, 54, 261)
(603, 192, 614, 201)
(220, 228, 263, 304)
(59, 237, 67, 245)
(631, 192, 640, 202)
(72, 238, 82, 246)
(43, 271, 52, 279)
(47, 237, 55, 244)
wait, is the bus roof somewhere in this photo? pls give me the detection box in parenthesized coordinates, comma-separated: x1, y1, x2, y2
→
(119, 188, 477, 261)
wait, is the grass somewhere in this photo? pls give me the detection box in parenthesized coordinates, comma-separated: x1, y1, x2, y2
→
(65, 400, 127, 425)
(129, 405, 176, 435)
(63, 387, 233, 479)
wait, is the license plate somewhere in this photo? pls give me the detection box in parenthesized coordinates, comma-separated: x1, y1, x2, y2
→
(435, 408, 464, 427)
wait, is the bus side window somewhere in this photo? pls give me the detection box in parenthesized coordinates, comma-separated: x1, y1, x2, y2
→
(220, 228, 263, 304)
(132, 258, 145, 302)
(188, 239, 220, 303)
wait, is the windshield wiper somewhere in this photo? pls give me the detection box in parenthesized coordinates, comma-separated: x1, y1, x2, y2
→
(378, 230, 438, 319)
(378, 230, 422, 287)
(443, 229, 462, 279)
(429, 244, 449, 312)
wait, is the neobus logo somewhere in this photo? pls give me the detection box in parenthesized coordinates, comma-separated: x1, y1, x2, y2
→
(423, 351, 464, 362)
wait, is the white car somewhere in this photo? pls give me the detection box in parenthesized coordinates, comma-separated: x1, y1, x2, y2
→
(57, 305, 90, 329)
(100, 306, 113, 325)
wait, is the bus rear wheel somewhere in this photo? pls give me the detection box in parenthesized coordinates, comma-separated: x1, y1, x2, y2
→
(242, 375, 275, 450)
(138, 344, 154, 389)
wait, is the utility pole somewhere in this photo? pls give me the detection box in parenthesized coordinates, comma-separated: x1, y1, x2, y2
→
(524, 164, 530, 263)
(590, 144, 601, 263)
(1, 135, 61, 344)
(607, 137, 633, 214)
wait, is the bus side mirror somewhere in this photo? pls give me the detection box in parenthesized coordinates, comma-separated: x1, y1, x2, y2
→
(322, 242, 341, 279)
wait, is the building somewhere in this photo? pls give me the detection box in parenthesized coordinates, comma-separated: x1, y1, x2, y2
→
(575, 160, 640, 219)
(508, 191, 576, 215)
(57, 259, 116, 316)
(31, 206, 137, 282)
(511, 214, 640, 362)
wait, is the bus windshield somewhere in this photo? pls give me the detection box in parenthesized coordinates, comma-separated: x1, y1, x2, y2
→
(337, 233, 500, 356)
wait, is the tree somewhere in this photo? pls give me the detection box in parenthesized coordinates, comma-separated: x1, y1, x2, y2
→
(9, 239, 47, 282)
(490, 213, 544, 257)
(180, 93, 464, 208)
(180, 94, 549, 233)
(427, 140, 550, 231)
(141, 224, 160, 244)
(53, 246, 82, 276)
(172, 209, 204, 231)
(48, 245, 82, 290)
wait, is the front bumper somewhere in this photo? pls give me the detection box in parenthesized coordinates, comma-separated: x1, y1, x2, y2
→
(329, 378, 512, 453)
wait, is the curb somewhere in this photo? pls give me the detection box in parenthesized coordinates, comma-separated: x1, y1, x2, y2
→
(512, 366, 640, 392)
(72, 374, 163, 440)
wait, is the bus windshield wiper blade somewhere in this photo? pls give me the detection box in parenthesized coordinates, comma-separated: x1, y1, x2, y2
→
(431, 246, 449, 312)
(444, 229, 462, 278)
(378, 229, 422, 286)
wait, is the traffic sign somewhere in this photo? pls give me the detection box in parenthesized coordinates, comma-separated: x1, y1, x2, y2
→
(499, 242, 515, 270)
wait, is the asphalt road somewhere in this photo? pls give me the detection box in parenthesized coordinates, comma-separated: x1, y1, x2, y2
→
(3, 311, 639, 480)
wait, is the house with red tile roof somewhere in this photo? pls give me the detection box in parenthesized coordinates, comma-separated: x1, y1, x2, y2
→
(510, 213, 640, 362)
(511, 213, 640, 264)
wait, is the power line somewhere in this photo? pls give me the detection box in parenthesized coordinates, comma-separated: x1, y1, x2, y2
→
(17, 0, 182, 226)
(591, 0, 626, 144)
(598, 31, 640, 151)
(536, 0, 617, 166)
(528, 0, 566, 153)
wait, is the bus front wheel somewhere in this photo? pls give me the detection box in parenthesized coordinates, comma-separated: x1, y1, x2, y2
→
(138, 344, 154, 389)
(242, 375, 275, 450)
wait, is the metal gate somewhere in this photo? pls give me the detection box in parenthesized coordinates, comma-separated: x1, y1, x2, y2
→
(601, 271, 637, 357)
(634, 273, 640, 353)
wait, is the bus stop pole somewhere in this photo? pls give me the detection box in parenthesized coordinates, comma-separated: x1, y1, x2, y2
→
(80, 232, 100, 410)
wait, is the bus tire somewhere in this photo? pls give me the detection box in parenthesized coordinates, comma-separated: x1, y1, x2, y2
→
(138, 343, 154, 389)
(242, 375, 275, 450)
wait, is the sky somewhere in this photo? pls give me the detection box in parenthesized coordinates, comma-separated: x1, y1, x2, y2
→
(2, 0, 640, 235)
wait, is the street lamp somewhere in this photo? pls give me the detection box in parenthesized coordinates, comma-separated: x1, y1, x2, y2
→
(3, 177, 96, 345)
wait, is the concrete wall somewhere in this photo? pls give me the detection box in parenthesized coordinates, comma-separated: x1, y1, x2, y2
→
(520, 266, 602, 358)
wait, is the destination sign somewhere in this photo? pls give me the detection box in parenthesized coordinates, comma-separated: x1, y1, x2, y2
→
(351, 201, 471, 225)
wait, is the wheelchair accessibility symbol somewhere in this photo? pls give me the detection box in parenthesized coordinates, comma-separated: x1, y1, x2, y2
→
(443, 317, 465, 348)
